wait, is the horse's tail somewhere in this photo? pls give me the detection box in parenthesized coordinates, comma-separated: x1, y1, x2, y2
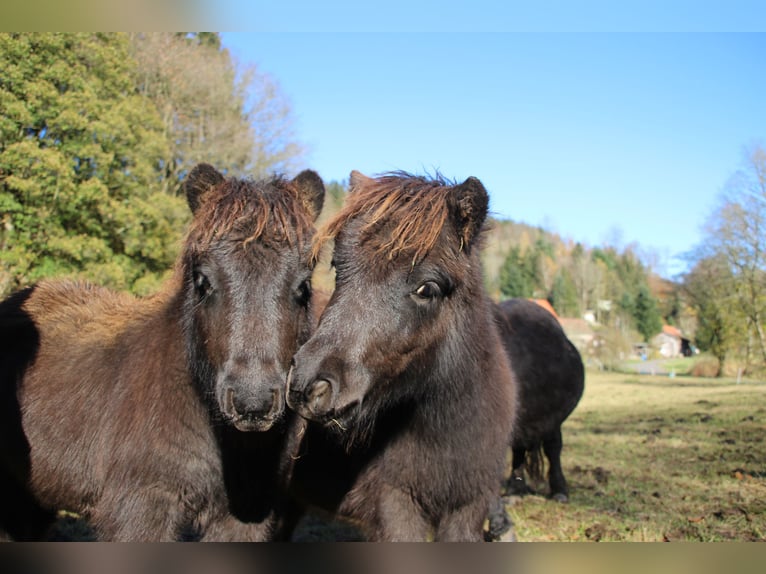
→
(525, 443, 545, 485)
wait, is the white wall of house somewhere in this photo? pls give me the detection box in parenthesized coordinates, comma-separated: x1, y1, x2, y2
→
(652, 333, 681, 358)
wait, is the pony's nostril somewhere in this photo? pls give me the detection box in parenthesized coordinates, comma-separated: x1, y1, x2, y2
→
(307, 379, 332, 416)
(268, 387, 283, 418)
(286, 363, 295, 390)
(225, 387, 236, 414)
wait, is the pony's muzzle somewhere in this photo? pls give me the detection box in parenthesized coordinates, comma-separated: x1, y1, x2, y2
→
(288, 376, 336, 420)
(286, 361, 338, 420)
(224, 383, 284, 432)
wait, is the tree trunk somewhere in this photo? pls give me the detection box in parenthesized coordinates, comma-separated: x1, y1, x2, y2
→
(753, 310, 766, 366)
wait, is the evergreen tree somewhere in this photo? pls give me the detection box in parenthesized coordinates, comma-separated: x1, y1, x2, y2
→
(498, 246, 539, 299)
(634, 283, 663, 342)
(0, 33, 187, 296)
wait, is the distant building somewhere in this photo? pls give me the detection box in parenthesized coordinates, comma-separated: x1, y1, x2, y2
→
(652, 324, 693, 358)
(559, 317, 596, 352)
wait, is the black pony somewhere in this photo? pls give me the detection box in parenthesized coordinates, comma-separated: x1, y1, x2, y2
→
(0, 164, 324, 540)
(494, 298, 584, 502)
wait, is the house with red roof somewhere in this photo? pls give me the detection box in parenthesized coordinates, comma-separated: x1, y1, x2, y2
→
(652, 324, 693, 358)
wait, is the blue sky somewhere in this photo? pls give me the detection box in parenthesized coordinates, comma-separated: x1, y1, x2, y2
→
(215, 19, 765, 279)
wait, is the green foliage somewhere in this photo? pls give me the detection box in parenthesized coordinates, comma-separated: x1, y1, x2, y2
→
(177, 32, 222, 50)
(683, 255, 738, 374)
(0, 33, 304, 297)
(633, 283, 663, 342)
(492, 221, 663, 342)
(684, 142, 766, 373)
(325, 180, 346, 207)
(498, 245, 538, 298)
(695, 306, 728, 363)
(549, 268, 580, 317)
(0, 33, 187, 295)
(660, 288, 682, 326)
(497, 236, 559, 300)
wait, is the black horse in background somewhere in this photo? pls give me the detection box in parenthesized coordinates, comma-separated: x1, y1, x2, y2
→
(493, 298, 585, 502)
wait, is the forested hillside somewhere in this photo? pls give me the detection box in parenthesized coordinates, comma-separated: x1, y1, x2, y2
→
(312, 180, 666, 349)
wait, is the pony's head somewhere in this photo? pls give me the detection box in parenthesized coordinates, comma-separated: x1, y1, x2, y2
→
(181, 164, 324, 432)
(287, 171, 488, 437)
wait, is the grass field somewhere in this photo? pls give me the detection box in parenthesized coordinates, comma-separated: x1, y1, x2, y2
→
(506, 370, 766, 542)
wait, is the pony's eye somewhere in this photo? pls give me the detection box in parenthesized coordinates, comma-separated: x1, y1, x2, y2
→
(295, 279, 312, 307)
(192, 269, 213, 299)
(414, 281, 442, 301)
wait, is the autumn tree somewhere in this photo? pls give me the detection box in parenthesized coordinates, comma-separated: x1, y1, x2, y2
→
(683, 255, 737, 375)
(569, 243, 606, 316)
(692, 142, 766, 368)
(128, 32, 303, 192)
(549, 268, 580, 317)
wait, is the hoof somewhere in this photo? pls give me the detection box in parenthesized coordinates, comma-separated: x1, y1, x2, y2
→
(551, 492, 569, 503)
(484, 510, 513, 541)
(485, 496, 514, 542)
(503, 476, 533, 497)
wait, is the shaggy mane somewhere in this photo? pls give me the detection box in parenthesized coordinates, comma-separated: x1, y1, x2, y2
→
(312, 172, 457, 265)
(188, 175, 315, 255)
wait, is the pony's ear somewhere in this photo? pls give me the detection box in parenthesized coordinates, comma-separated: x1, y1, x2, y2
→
(183, 163, 225, 214)
(349, 170, 372, 192)
(292, 169, 325, 222)
(449, 176, 489, 252)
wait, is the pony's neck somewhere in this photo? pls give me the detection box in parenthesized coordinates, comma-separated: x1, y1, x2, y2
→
(416, 297, 499, 422)
(145, 266, 206, 391)
(429, 292, 493, 385)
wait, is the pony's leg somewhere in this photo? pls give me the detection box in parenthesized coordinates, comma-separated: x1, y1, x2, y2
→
(371, 485, 430, 541)
(435, 499, 489, 542)
(503, 447, 529, 496)
(201, 513, 276, 542)
(89, 486, 193, 541)
(542, 428, 569, 502)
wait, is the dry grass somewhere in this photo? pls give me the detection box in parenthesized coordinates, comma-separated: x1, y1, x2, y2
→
(506, 370, 766, 542)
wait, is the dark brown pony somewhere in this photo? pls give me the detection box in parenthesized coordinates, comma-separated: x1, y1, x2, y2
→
(493, 298, 584, 502)
(0, 164, 324, 541)
(286, 171, 517, 541)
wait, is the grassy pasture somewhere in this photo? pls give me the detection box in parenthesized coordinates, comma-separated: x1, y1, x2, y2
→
(507, 370, 766, 542)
